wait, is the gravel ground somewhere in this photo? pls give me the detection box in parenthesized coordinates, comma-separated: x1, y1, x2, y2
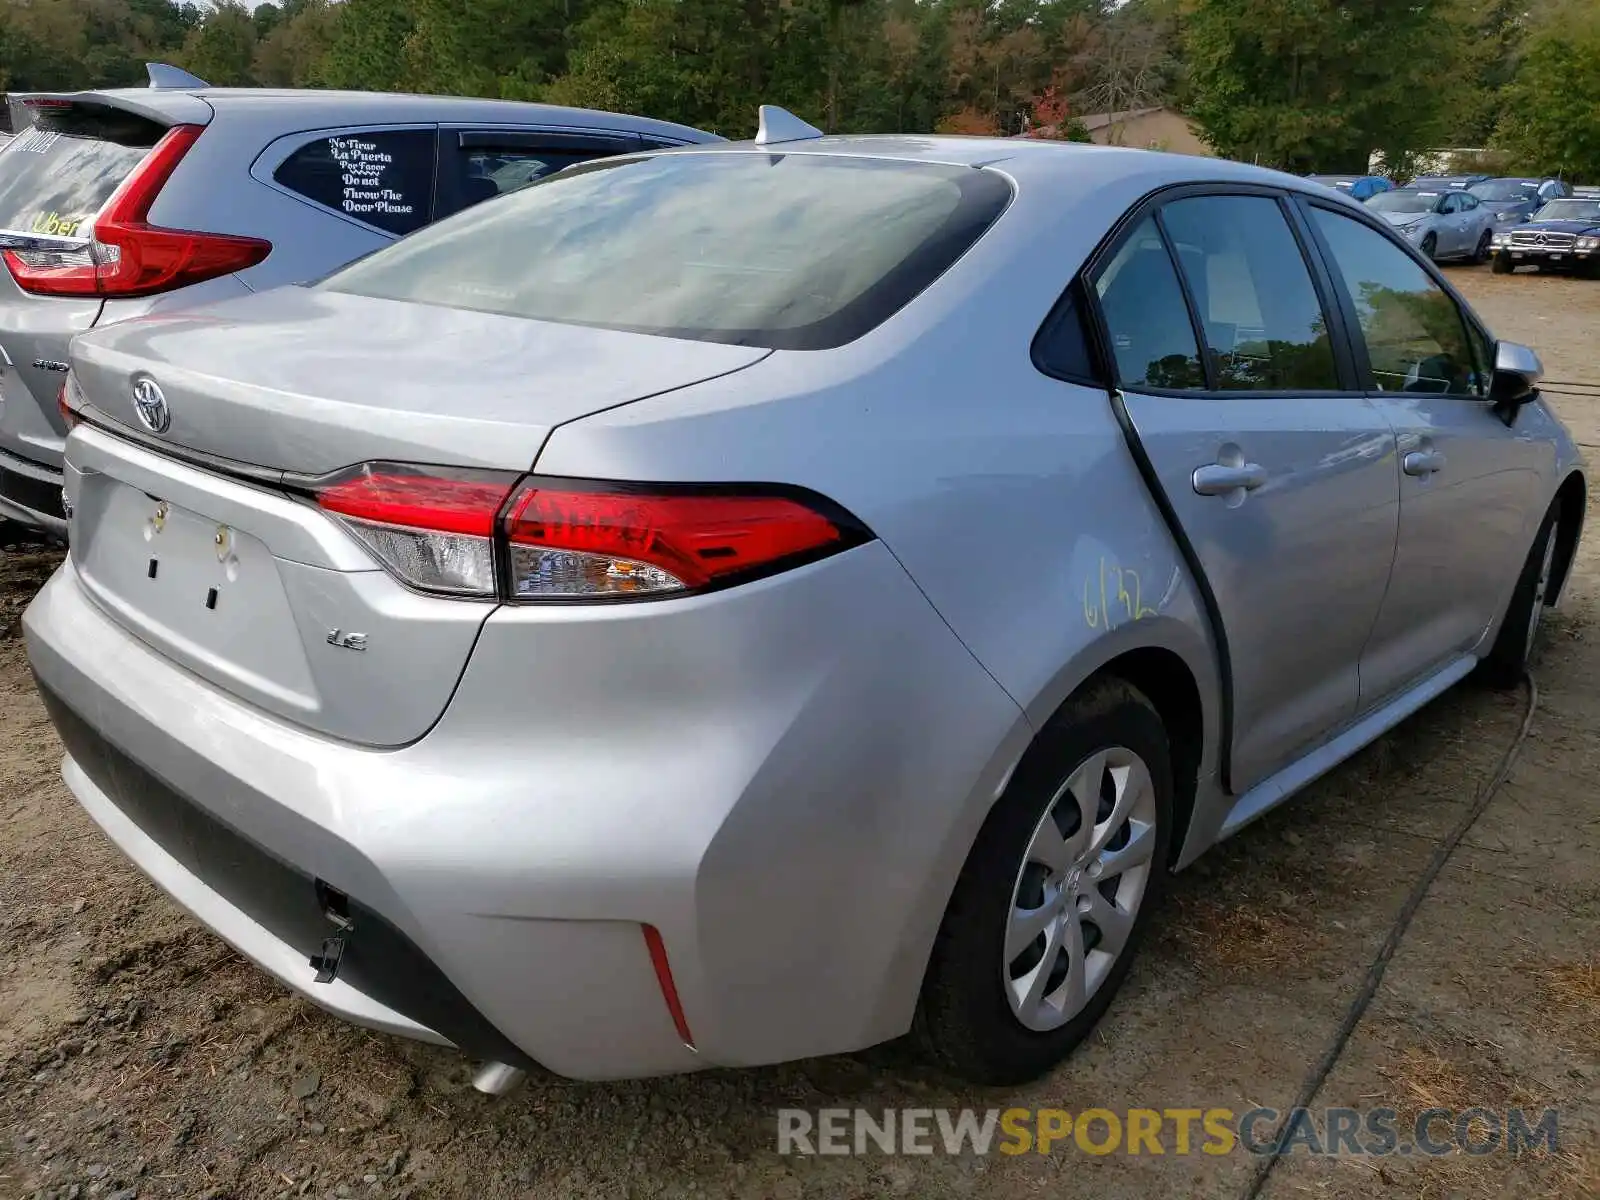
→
(1, 265, 1598, 1200)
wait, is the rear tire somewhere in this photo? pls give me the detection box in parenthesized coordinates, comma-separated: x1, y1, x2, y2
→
(1492, 253, 1514, 275)
(1479, 505, 1560, 688)
(914, 678, 1172, 1086)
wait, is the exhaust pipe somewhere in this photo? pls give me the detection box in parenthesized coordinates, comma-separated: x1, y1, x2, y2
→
(471, 1061, 527, 1097)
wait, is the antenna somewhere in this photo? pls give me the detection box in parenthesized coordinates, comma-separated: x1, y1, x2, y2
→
(754, 105, 824, 147)
(146, 63, 210, 90)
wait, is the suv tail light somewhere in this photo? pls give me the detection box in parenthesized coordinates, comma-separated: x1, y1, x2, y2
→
(312, 463, 868, 601)
(3, 124, 271, 298)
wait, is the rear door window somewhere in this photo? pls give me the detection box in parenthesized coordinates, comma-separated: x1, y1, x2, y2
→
(0, 108, 165, 238)
(273, 129, 437, 236)
(434, 130, 642, 218)
(1159, 194, 1341, 391)
(1092, 216, 1208, 391)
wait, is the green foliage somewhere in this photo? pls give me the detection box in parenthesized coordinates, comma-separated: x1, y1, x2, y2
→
(1492, 0, 1600, 183)
(1182, 0, 1472, 174)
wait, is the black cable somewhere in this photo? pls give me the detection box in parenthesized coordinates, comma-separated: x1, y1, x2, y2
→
(1238, 671, 1539, 1200)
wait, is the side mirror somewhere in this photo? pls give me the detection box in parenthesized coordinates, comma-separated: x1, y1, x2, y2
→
(1489, 340, 1542, 422)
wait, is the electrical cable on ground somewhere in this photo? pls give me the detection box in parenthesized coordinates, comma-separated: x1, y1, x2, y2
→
(1237, 671, 1540, 1200)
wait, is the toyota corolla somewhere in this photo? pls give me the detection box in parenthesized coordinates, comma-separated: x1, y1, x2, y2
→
(25, 110, 1585, 1089)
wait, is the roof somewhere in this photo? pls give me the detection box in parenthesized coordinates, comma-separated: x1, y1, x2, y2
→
(17, 86, 719, 144)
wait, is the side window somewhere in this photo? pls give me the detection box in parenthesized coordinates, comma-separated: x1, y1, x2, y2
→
(1160, 194, 1341, 391)
(1461, 194, 1479, 211)
(274, 129, 435, 236)
(1092, 216, 1207, 391)
(1309, 206, 1483, 397)
(448, 147, 599, 211)
(1439, 194, 1459, 214)
(1034, 287, 1100, 381)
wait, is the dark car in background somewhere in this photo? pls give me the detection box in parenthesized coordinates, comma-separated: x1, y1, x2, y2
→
(1469, 177, 1570, 228)
(1490, 195, 1600, 275)
(1410, 174, 1493, 191)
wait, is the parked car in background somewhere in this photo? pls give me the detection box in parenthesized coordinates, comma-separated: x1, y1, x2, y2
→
(1410, 174, 1492, 190)
(0, 65, 718, 535)
(1366, 187, 1495, 263)
(26, 114, 1584, 1089)
(1572, 185, 1600, 199)
(1469, 177, 1570, 226)
(1490, 195, 1600, 275)
(1307, 174, 1393, 201)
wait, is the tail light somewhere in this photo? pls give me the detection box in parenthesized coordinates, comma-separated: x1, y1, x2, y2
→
(312, 462, 868, 601)
(57, 377, 80, 430)
(3, 124, 271, 298)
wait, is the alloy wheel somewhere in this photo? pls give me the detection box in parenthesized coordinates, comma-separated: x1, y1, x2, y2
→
(1003, 746, 1157, 1032)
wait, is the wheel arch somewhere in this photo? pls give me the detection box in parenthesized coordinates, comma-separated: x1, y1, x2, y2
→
(1087, 647, 1206, 869)
(1549, 468, 1586, 608)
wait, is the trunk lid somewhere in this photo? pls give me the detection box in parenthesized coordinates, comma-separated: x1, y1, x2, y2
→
(63, 289, 769, 745)
(68, 286, 771, 474)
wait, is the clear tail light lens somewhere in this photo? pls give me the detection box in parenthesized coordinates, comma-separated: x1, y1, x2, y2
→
(314, 464, 517, 598)
(310, 464, 867, 602)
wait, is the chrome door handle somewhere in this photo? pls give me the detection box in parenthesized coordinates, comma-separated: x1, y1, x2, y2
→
(1403, 450, 1446, 476)
(1192, 462, 1268, 496)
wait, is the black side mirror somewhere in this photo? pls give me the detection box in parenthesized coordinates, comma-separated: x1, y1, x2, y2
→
(1489, 340, 1543, 425)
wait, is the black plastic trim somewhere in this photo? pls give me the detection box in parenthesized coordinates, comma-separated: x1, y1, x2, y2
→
(35, 678, 536, 1070)
(0, 458, 65, 519)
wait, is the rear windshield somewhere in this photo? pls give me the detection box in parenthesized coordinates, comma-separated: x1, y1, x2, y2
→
(321, 152, 1013, 349)
(0, 106, 163, 238)
(1369, 191, 1438, 214)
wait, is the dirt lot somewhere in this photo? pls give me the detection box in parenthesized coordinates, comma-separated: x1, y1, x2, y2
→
(3, 267, 1599, 1200)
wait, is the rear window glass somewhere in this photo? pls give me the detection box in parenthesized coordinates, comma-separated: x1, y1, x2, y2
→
(274, 130, 437, 236)
(0, 108, 163, 238)
(321, 152, 1013, 350)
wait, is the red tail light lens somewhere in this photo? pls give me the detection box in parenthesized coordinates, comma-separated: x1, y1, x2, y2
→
(312, 464, 867, 601)
(503, 482, 851, 598)
(57, 377, 80, 430)
(3, 124, 271, 298)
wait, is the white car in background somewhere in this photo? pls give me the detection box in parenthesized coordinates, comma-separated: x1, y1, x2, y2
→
(1367, 187, 1495, 264)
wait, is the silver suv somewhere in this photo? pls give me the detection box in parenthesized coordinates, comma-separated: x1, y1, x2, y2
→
(0, 65, 716, 533)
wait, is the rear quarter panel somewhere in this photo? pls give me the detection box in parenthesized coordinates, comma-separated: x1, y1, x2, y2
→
(535, 152, 1225, 828)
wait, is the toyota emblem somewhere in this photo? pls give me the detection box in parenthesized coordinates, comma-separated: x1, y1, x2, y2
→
(131, 377, 170, 434)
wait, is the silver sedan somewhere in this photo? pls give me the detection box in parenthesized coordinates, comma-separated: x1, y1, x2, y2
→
(1365, 186, 1497, 262)
(26, 111, 1585, 1088)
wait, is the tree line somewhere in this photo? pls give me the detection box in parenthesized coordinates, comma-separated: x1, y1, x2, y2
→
(2, 0, 1598, 181)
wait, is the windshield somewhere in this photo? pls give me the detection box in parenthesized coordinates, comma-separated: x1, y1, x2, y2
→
(1369, 191, 1439, 215)
(323, 152, 1013, 350)
(1532, 199, 1600, 223)
(1470, 181, 1538, 202)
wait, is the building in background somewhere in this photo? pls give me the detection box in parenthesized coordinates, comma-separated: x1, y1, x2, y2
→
(1080, 108, 1212, 156)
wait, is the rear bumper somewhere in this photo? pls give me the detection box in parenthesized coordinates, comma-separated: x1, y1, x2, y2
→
(25, 546, 1028, 1079)
(0, 445, 65, 533)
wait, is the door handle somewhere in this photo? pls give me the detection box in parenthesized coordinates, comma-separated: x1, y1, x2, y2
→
(1193, 462, 1268, 496)
(1402, 450, 1446, 477)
